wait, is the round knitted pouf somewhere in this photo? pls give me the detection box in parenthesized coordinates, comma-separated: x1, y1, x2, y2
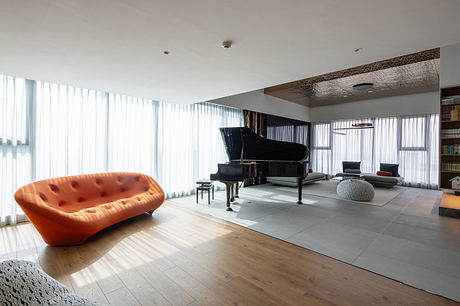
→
(0, 259, 106, 306)
(337, 179, 375, 201)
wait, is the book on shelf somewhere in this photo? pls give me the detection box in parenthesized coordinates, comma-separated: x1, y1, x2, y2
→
(441, 105, 460, 120)
(441, 162, 460, 172)
(442, 95, 460, 105)
(441, 129, 460, 138)
(442, 144, 460, 154)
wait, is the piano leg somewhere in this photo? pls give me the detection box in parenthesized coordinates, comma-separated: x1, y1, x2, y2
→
(297, 177, 303, 204)
(224, 181, 233, 211)
(234, 183, 239, 198)
(230, 183, 235, 202)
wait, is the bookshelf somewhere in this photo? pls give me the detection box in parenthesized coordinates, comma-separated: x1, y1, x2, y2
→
(440, 86, 460, 191)
(440, 86, 460, 219)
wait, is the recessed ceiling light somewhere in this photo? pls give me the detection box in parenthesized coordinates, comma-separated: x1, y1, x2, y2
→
(353, 83, 373, 91)
(163, 51, 170, 55)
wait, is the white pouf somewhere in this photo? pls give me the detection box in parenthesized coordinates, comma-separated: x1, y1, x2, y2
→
(0, 260, 106, 306)
(337, 179, 375, 201)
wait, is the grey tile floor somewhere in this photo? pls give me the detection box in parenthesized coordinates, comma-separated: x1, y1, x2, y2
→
(170, 183, 460, 302)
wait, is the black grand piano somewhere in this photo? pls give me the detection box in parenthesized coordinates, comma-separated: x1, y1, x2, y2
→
(210, 127, 309, 211)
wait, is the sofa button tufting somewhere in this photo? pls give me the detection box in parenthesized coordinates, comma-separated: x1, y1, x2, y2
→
(58, 200, 66, 206)
(95, 178, 103, 185)
(70, 181, 80, 189)
(49, 184, 59, 193)
(135, 175, 140, 182)
(117, 176, 123, 182)
(136, 197, 141, 201)
(120, 188, 126, 192)
(77, 197, 84, 202)
(101, 192, 107, 197)
(39, 193, 47, 202)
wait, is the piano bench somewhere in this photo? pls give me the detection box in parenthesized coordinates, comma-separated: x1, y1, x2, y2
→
(196, 183, 214, 205)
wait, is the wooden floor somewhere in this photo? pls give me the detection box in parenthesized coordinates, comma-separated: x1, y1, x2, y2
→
(0, 202, 456, 306)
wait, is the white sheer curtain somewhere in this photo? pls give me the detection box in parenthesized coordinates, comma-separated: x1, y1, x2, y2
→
(267, 125, 309, 146)
(399, 115, 439, 188)
(311, 123, 332, 174)
(35, 82, 108, 180)
(0, 75, 30, 225)
(267, 125, 295, 142)
(331, 119, 373, 174)
(108, 93, 158, 176)
(374, 117, 398, 170)
(157, 102, 243, 198)
(312, 114, 439, 189)
(157, 102, 195, 197)
(295, 125, 309, 146)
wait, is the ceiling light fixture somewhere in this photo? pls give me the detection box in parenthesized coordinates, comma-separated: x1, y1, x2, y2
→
(163, 51, 170, 55)
(353, 83, 373, 91)
(354, 47, 363, 53)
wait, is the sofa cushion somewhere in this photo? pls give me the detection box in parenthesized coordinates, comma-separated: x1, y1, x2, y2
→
(345, 169, 361, 174)
(380, 163, 400, 177)
(342, 161, 361, 172)
(377, 170, 393, 176)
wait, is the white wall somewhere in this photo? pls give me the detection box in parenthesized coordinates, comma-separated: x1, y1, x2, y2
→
(309, 91, 438, 122)
(441, 42, 460, 88)
(210, 89, 311, 122)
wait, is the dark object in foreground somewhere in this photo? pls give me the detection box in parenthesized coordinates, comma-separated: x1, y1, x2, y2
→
(211, 127, 309, 211)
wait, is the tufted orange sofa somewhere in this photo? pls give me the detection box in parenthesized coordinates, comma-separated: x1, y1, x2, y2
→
(14, 172, 165, 246)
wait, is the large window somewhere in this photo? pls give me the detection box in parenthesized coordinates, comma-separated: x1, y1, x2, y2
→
(0, 75, 244, 225)
(311, 114, 439, 189)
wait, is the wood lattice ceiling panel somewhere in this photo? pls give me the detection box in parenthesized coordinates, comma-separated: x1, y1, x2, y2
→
(264, 48, 440, 107)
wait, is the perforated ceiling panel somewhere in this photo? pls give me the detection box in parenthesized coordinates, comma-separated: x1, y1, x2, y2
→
(264, 49, 439, 107)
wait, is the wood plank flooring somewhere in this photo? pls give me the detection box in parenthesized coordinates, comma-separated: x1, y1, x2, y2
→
(0, 202, 456, 305)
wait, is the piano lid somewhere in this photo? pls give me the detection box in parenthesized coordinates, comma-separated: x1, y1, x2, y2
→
(219, 127, 309, 162)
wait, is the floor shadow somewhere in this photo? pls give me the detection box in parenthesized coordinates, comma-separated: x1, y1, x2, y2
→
(38, 208, 176, 277)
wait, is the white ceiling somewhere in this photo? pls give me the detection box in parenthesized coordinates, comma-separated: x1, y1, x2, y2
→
(1, 0, 460, 104)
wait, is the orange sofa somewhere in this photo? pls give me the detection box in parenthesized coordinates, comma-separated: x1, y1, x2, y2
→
(14, 172, 165, 246)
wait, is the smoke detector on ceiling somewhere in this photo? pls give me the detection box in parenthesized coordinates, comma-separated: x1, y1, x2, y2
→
(222, 40, 233, 49)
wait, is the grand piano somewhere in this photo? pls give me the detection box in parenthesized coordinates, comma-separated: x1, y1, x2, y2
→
(210, 127, 309, 211)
